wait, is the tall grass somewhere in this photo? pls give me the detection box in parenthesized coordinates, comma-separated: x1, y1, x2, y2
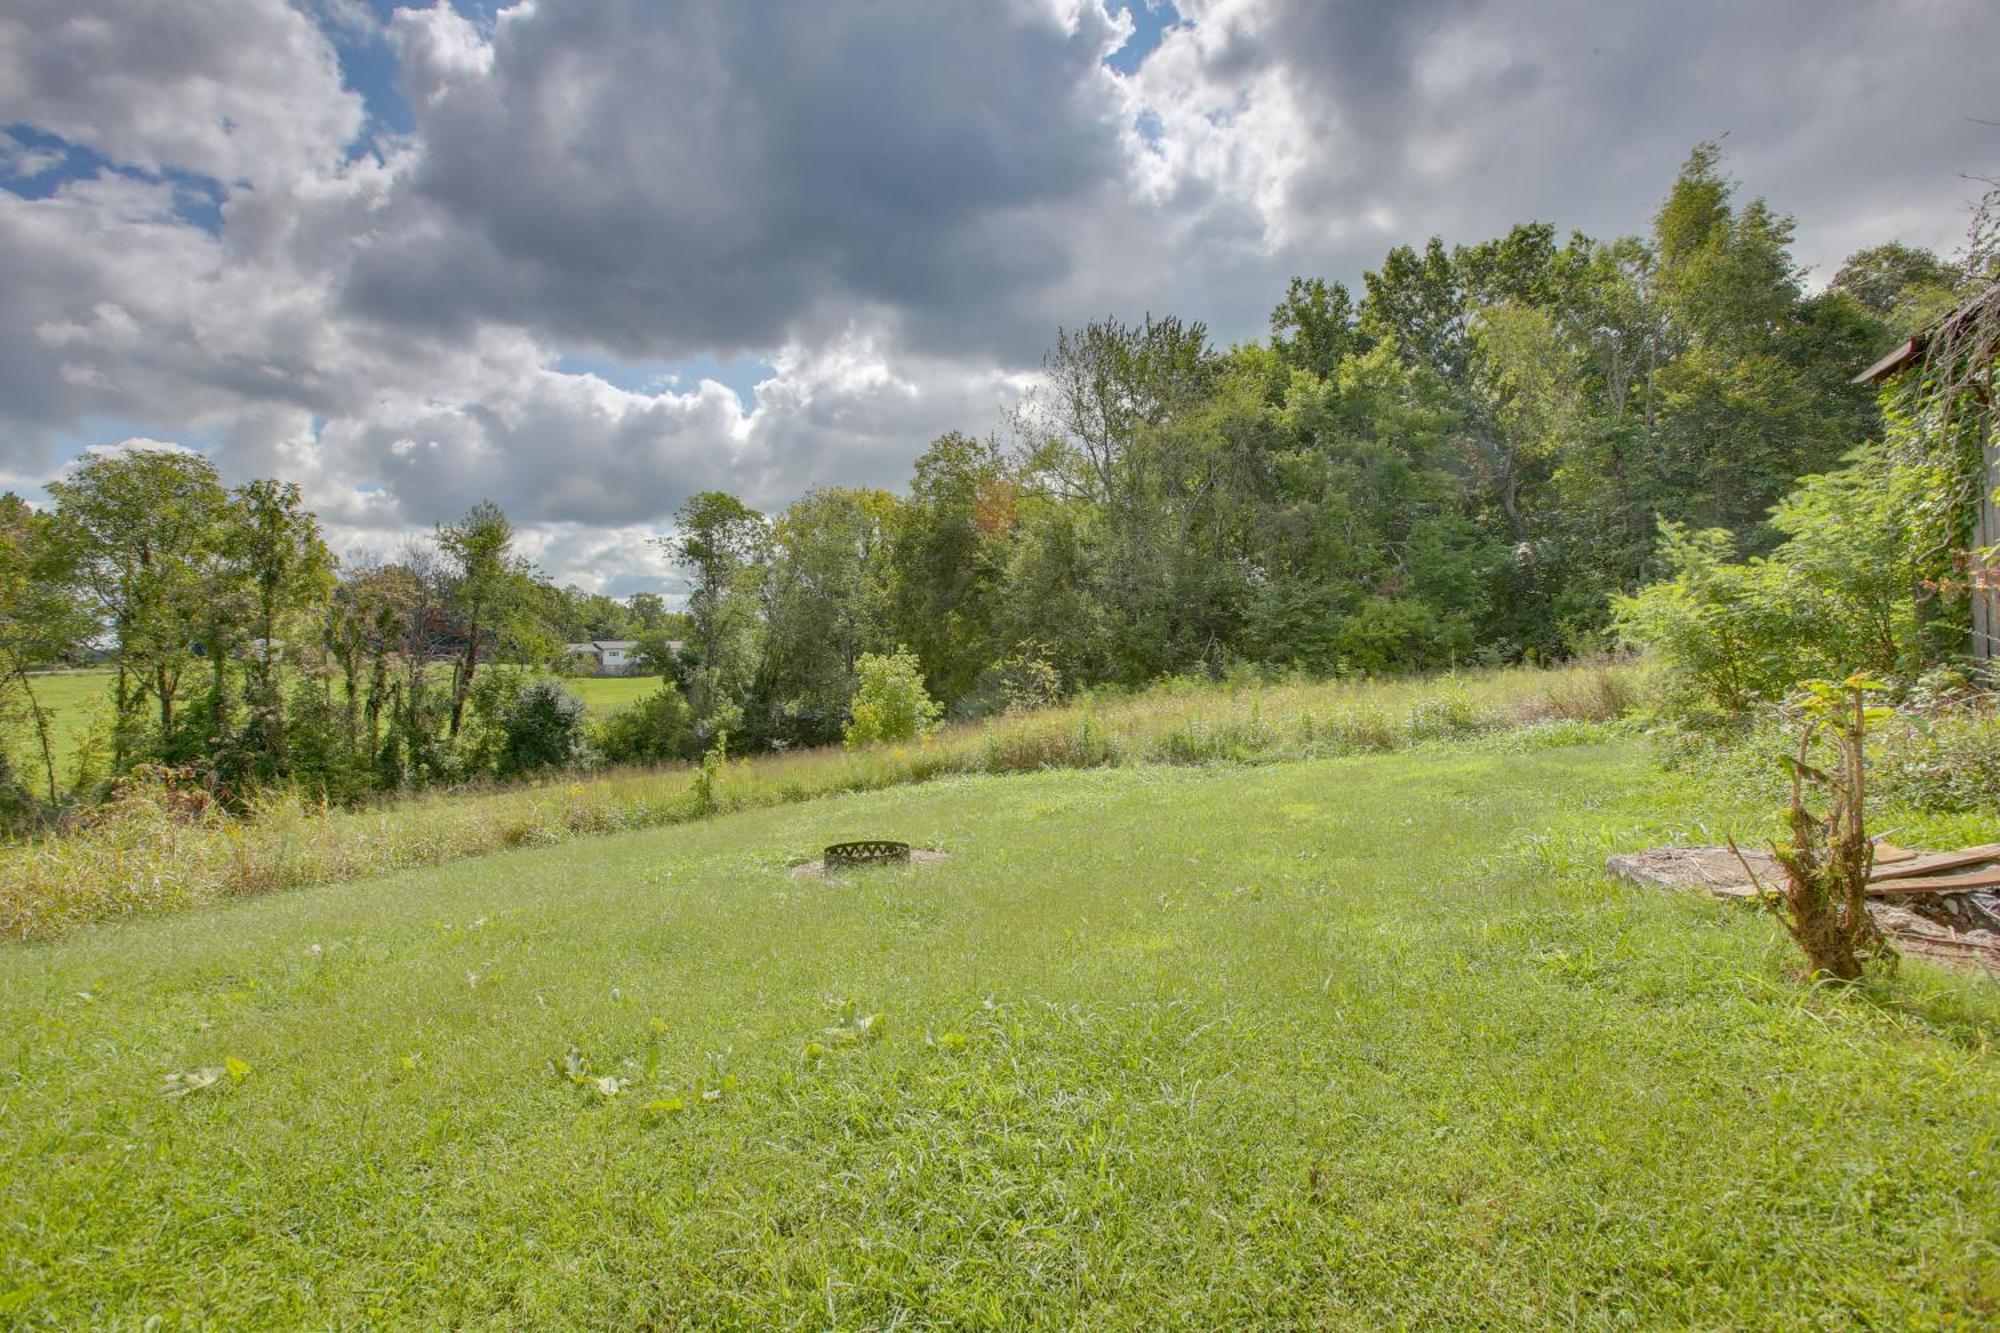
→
(0, 661, 1638, 939)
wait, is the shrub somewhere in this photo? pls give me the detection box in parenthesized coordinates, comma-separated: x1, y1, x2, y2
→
(460, 669, 531, 775)
(1729, 677, 1895, 983)
(1873, 706, 2000, 813)
(1613, 523, 1816, 717)
(0, 750, 32, 836)
(843, 649, 942, 748)
(598, 684, 697, 766)
(1405, 689, 1488, 741)
(1614, 448, 1942, 721)
(283, 679, 375, 806)
(500, 679, 593, 776)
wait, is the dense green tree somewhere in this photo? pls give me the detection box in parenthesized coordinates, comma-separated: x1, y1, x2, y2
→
(47, 450, 233, 763)
(1269, 276, 1363, 382)
(663, 491, 767, 732)
(890, 433, 1013, 701)
(232, 480, 335, 775)
(437, 501, 518, 739)
(1833, 241, 1959, 329)
(755, 488, 899, 745)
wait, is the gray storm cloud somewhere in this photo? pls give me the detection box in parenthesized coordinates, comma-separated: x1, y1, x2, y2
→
(0, 0, 1993, 588)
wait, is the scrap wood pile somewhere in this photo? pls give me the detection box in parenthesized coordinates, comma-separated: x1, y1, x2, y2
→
(1607, 842, 2000, 976)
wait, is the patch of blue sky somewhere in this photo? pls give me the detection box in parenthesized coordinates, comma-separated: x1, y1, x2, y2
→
(329, 25, 414, 145)
(0, 124, 226, 232)
(5, 418, 219, 501)
(553, 352, 775, 412)
(1103, 0, 1181, 75)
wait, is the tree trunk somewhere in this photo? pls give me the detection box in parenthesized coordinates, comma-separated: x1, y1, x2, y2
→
(113, 662, 129, 770)
(1973, 417, 1998, 664)
(14, 667, 58, 801)
(261, 596, 286, 771)
(449, 607, 479, 738)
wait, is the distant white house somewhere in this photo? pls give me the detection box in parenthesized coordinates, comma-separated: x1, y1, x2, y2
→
(563, 639, 641, 676)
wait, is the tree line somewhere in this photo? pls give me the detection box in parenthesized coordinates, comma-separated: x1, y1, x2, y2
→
(1, 144, 1987, 816)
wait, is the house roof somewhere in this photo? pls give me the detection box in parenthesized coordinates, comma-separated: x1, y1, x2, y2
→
(1855, 280, 2000, 385)
(565, 639, 638, 652)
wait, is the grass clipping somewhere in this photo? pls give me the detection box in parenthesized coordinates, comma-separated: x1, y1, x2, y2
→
(1731, 675, 1895, 983)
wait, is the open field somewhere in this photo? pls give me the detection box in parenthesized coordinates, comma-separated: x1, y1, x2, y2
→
(13, 659, 2000, 945)
(10, 668, 663, 782)
(1, 663, 1660, 939)
(2, 742, 1996, 1326)
(10, 671, 106, 780)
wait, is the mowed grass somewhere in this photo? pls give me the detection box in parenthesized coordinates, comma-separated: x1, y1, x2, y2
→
(3, 742, 1996, 1327)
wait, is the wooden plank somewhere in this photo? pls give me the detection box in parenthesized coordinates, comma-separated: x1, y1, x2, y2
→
(1867, 843, 2000, 882)
(1868, 866, 2000, 896)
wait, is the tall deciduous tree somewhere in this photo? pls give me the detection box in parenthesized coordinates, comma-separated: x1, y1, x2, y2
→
(663, 491, 767, 729)
(47, 449, 231, 763)
(437, 500, 516, 739)
(756, 487, 899, 744)
(233, 480, 335, 773)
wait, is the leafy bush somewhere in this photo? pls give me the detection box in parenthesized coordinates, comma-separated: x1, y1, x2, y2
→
(283, 679, 376, 806)
(1405, 687, 1489, 741)
(597, 684, 697, 766)
(949, 645, 1066, 721)
(1614, 447, 1943, 721)
(500, 679, 593, 776)
(459, 669, 531, 775)
(0, 750, 33, 836)
(1873, 707, 2000, 813)
(1335, 597, 1458, 675)
(843, 648, 942, 747)
(1612, 523, 1818, 717)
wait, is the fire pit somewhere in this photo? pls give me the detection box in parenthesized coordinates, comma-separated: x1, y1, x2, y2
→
(823, 839, 912, 870)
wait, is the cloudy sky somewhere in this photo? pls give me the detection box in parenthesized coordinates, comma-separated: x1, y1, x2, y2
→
(2, 0, 1995, 593)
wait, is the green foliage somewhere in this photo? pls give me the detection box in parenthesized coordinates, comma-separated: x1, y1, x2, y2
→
(499, 679, 592, 776)
(843, 648, 943, 747)
(1615, 445, 1948, 718)
(663, 491, 766, 726)
(596, 683, 697, 766)
(10, 142, 1980, 821)
(1833, 241, 1960, 328)
(1873, 706, 2000, 813)
(1613, 522, 1818, 716)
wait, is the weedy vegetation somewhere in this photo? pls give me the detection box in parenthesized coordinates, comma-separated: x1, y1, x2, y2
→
(0, 661, 1638, 940)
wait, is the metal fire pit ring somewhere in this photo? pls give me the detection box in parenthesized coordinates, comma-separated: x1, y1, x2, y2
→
(824, 839, 912, 869)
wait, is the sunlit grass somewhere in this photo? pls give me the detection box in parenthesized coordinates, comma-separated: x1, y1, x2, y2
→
(1, 745, 1994, 1325)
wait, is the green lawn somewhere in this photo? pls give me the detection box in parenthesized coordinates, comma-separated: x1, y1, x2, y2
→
(12, 671, 109, 780)
(2, 741, 1996, 1327)
(562, 672, 662, 713)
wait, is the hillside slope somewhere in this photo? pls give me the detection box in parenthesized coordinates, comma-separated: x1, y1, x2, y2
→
(2, 743, 1996, 1327)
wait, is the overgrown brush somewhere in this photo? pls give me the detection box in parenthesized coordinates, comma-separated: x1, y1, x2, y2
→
(0, 660, 1641, 939)
(1730, 677, 1895, 983)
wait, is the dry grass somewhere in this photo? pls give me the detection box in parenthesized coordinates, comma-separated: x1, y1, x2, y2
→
(0, 661, 1640, 940)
